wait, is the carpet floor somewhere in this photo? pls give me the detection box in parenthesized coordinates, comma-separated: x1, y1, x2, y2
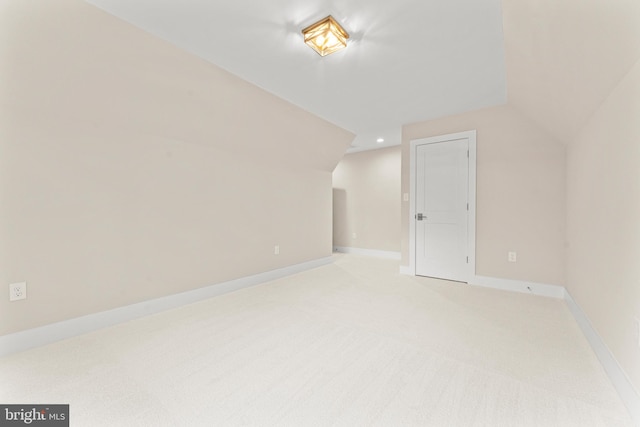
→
(0, 254, 633, 426)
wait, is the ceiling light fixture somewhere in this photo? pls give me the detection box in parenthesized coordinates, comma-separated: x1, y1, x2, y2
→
(376, 138, 385, 143)
(302, 15, 349, 57)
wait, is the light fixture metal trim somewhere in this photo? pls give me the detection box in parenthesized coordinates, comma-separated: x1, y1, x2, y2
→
(302, 15, 349, 57)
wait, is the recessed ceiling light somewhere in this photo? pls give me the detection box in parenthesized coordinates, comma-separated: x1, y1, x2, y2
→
(376, 138, 384, 143)
(302, 15, 349, 57)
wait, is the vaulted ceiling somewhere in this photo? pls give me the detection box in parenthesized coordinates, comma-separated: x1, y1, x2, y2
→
(47, 0, 640, 151)
(83, 0, 508, 152)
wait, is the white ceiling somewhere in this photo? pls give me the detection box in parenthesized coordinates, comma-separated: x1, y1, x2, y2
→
(83, 0, 507, 152)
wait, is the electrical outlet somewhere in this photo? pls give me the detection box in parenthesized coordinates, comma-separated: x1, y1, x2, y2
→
(9, 282, 27, 301)
(508, 251, 517, 263)
(352, 233, 357, 239)
(274, 245, 280, 255)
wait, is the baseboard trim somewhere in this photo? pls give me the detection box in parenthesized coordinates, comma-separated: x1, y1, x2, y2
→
(333, 246, 401, 260)
(0, 256, 332, 358)
(564, 291, 640, 425)
(470, 275, 565, 299)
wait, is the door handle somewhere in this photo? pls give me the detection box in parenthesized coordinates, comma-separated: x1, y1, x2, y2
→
(415, 213, 426, 221)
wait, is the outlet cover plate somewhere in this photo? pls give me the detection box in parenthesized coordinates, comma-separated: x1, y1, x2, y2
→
(9, 282, 27, 301)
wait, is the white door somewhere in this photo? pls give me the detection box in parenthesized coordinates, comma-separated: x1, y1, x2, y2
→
(415, 138, 469, 282)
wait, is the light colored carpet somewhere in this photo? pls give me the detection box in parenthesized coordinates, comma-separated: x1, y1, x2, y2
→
(0, 254, 633, 426)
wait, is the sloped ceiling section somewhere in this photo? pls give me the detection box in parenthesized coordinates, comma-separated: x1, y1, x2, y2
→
(0, 0, 354, 171)
(502, 0, 640, 143)
(82, 0, 507, 152)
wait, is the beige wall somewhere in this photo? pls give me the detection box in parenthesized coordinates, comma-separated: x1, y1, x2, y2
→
(0, 0, 353, 335)
(502, 0, 640, 142)
(566, 58, 640, 393)
(332, 146, 401, 252)
(401, 105, 566, 285)
(502, 0, 640, 397)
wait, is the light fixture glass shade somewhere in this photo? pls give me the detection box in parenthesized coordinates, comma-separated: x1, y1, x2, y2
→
(302, 15, 349, 57)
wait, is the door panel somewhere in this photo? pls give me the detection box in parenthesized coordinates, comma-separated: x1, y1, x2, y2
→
(415, 138, 468, 282)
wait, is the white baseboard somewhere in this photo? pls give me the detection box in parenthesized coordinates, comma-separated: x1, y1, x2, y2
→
(333, 246, 401, 260)
(470, 275, 565, 299)
(564, 291, 640, 425)
(0, 256, 332, 358)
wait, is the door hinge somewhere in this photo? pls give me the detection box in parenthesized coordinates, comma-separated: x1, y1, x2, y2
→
(466, 256, 469, 263)
(467, 150, 469, 158)
(467, 203, 469, 211)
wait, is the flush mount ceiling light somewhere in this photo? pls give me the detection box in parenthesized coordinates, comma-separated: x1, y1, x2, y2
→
(302, 15, 349, 57)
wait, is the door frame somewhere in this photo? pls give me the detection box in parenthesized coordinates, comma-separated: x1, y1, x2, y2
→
(409, 130, 477, 281)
